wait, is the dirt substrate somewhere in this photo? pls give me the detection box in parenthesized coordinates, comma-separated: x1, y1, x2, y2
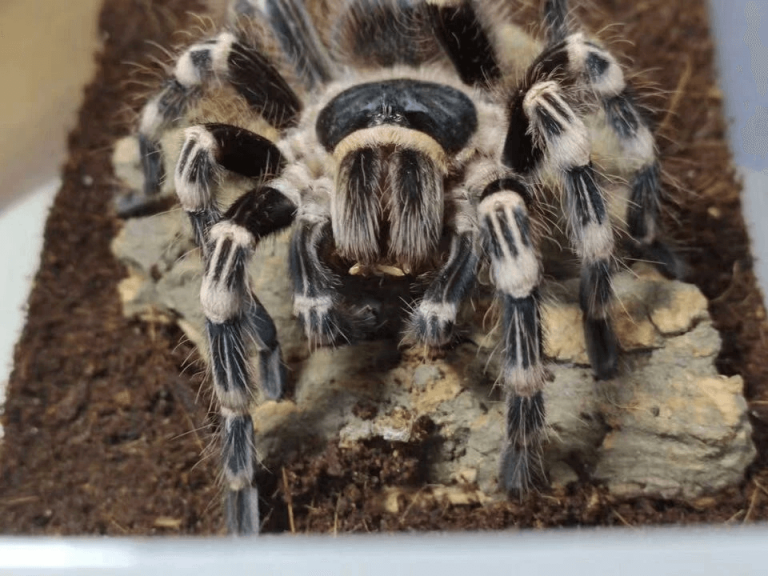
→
(2, 0, 768, 535)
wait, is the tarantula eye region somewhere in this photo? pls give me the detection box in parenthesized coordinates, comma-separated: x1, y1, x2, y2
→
(315, 78, 478, 154)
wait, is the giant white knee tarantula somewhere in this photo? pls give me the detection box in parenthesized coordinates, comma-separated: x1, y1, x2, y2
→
(123, 0, 681, 534)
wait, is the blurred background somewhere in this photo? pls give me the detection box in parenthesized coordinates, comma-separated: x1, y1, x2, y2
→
(0, 0, 102, 210)
(0, 0, 101, 405)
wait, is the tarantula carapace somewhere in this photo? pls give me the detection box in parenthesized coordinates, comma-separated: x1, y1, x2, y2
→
(122, 0, 680, 534)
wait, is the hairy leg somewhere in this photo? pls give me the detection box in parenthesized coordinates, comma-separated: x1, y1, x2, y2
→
(201, 184, 295, 534)
(119, 32, 300, 215)
(540, 0, 682, 277)
(174, 122, 284, 249)
(477, 174, 547, 494)
(504, 78, 618, 379)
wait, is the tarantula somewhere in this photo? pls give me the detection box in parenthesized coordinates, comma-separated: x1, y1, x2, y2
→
(122, 0, 680, 534)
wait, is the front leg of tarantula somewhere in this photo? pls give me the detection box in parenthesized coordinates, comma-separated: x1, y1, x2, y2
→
(289, 208, 377, 349)
(120, 30, 301, 216)
(175, 122, 284, 249)
(175, 122, 295, 534)
(204, 188, 295, 534)
(405, 190, 480, 350)
(475, 170, 547, 494)
(505, 79, 618, 379)
(541, 0, 683, 278)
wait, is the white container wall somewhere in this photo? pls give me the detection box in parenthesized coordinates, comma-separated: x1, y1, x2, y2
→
(710, 0, 768, 303)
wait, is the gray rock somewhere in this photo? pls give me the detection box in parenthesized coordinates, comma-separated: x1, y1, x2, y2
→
(111, 136, 756, 501)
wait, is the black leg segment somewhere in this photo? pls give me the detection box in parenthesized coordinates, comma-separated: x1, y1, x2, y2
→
(428, 0, 501, 86)
(543, 0, 570, 45)
(225, 186, 297, 241)
(500, 390, 547, 495)
(205, 123, 284, 178)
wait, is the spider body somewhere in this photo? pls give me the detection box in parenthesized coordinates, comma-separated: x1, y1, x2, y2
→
(125, 0, 680, 534)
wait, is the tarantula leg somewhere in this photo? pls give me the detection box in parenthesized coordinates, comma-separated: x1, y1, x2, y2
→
(333, 0, 435, 68)
(501, 389, 547, 495)
(242, 0, 335, 88)
(201, 187, 295, 534)
(605, 94, 681, 277)
(225, 480, 259, 535)
(556, 29, 682, 277)
(290, 219, 376, 348)
(213, 187, 295, 398)
(543, 0, 570, 45)
(120, 32, 300, 215)
(426, 0, 501, 86)
(174, 123, 284, 250)
(507, 80, 618, 378)
(221, 409, 259, 535)
(479, 181, 547, 494)
(406, 232, 479, 348)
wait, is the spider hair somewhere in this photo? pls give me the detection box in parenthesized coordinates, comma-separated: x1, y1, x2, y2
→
(124, 0, 681, 534)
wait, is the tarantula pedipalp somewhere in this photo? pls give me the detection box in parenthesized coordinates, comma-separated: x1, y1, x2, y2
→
(124, 0, 680, 534)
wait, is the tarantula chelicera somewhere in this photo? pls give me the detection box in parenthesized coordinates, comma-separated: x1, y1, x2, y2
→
(123, 0, 680, 534)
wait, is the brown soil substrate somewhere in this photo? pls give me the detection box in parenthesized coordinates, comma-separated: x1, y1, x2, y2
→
(2, 0, 768, 535)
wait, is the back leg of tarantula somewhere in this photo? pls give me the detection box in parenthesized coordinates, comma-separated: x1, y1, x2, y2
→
(229, 0, 334, 88)
(425, 0, 502, 87)
(119, 29, 301, 216)
(175, 122, 295, 534)
(505, 78, 618, 379)
(539, 0, 683, 278)
(473, 169, 546, 494)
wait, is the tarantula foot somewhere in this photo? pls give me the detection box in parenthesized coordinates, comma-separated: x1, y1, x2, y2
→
(114, 189, 174, 218)
(406, 306, 458, 349)
(299, 303, 377, 348)
(225, 486, 260, 536)
(584, 317, 618, 380)
(628, 239, 686, 280)
(499, 443, 548, 497)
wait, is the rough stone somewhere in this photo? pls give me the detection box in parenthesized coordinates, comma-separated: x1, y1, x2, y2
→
(111, 136, 756, 501)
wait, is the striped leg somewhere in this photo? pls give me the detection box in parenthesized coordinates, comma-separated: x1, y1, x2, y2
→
(478, 178, 546, 494)
(118, 31, 300, 215)
(201, 186, 295, 534)
(174, 122, 285, 250)
(406, 232, 479, 348)
(540, 0, 682, 277)
(231, 0, 334, 88)
(290, 217, 376, 348)
(605, 87, 682, 278)
(426, 0, 501, 87)
(505, 80, 618, 379)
